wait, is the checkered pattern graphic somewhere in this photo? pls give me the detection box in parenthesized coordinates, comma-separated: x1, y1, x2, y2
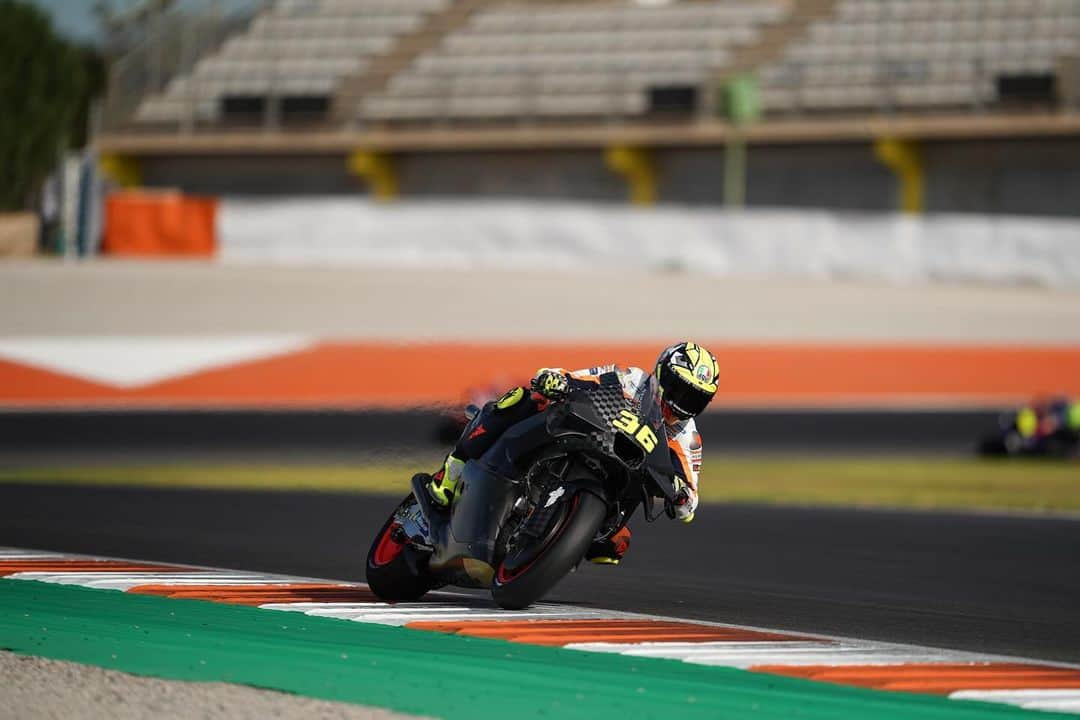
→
(590, 374, 629, 422)
(573, 373, 629, 457)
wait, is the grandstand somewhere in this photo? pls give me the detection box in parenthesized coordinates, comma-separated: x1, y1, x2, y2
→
(360, 1, 788, 121)
(124, 0, 1080, 128)
(90, 0, 1080, 215)
(761, 0, 1080, 113)
(134, 0, 451, 125)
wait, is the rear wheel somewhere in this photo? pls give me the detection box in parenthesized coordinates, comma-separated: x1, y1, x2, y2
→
(491, 491, 606, 610)
(365, 496, 434, 602)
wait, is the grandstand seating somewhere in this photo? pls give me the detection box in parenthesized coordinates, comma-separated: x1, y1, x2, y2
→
(361, 1, 788, 120)
(760, 0, 1080, 112)
(131, 0, 1080, 127)
(135, 0, 449, 124)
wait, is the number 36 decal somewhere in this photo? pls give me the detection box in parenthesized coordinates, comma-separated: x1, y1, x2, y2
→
(612, 409, 658, 452)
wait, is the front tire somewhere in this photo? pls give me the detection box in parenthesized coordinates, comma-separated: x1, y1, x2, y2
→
(492, 492, 606, 610)
(365, 496, 434, 602)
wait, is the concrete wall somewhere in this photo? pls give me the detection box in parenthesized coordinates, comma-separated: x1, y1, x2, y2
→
(923, 139, 1080, 216)
(135, 138, 1080, 216)
(139, 155, 361, 196)
(218, 198, 1080, 288)
(397, 149, 625, 201)
(747, 144, 896, 212)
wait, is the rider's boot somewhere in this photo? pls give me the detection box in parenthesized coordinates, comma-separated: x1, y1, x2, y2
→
(426, 454, 465, 508)
(585, 526, 631, 565)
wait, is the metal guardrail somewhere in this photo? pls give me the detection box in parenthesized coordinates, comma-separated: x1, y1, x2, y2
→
(101, 0, 267, 132)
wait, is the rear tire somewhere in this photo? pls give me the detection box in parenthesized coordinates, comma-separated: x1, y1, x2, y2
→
(491, 492, 606, 610)
(365, 496, 434, 603)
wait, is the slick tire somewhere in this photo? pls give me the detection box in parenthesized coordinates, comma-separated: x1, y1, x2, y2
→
(491, 492, 606, 610)
(365, 496, 434, 603)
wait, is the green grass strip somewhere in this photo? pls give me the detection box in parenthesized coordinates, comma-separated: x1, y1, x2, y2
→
(1, 457, 1078, 512)
(0, 579, 1066, 719)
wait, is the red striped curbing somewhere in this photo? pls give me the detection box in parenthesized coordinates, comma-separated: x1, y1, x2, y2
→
(0, 559, 189, 576)
(126, 583, 385, 605)
(754, 664, 1080, 694)
(2, 547, 1078, 715)
(406, 619, 809, 646)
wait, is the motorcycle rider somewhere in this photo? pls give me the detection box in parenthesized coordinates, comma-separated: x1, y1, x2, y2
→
(425, 341, 719, 565)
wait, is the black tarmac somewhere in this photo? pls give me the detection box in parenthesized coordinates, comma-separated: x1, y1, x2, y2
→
(0, 407, 1004, 457)
(1, 484, 1077, 663)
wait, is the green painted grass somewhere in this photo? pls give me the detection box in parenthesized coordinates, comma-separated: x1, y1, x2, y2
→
(0, 578, 1067, 720)
(1, 457, 1077, 513)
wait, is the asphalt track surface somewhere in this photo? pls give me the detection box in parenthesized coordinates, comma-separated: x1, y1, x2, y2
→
(0, 407, 1004, 459)
(1, 483, 1077, 664)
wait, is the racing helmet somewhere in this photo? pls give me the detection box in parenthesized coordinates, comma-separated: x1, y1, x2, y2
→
(655, 341, 719, 420)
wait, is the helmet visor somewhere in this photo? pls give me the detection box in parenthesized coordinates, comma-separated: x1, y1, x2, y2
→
(663, 381, 713, 419)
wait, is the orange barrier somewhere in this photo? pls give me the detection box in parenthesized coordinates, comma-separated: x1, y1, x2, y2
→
(103, 191, 217, 257)
(1, 342, 1079, 409)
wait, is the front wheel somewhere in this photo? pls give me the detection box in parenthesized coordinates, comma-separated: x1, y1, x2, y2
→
(492, 491, 607, 610)
(365, 495, 434, 602)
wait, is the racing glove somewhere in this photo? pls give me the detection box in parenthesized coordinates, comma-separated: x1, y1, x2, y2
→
(531, 369, 570, 400)
(665, 478, 695, 524)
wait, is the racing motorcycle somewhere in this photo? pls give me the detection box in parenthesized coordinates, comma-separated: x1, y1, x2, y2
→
(365, 372, 683, 610)
(977, 397, 1079, 459)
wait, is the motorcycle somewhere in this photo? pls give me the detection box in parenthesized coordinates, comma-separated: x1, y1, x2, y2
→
(365, 371, 683, 610)
(977, 397, 1080, 459)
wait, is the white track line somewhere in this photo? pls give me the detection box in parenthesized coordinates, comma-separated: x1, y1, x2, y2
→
(951, 690, 1080, 713)
(566, 640, 995, 667)
(9, 572, 293, 590)
(262, 600, 633, 624)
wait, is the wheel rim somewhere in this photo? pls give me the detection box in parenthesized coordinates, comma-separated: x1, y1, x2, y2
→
(496, 495, 579, 584)
(372, 522, 405, 567)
